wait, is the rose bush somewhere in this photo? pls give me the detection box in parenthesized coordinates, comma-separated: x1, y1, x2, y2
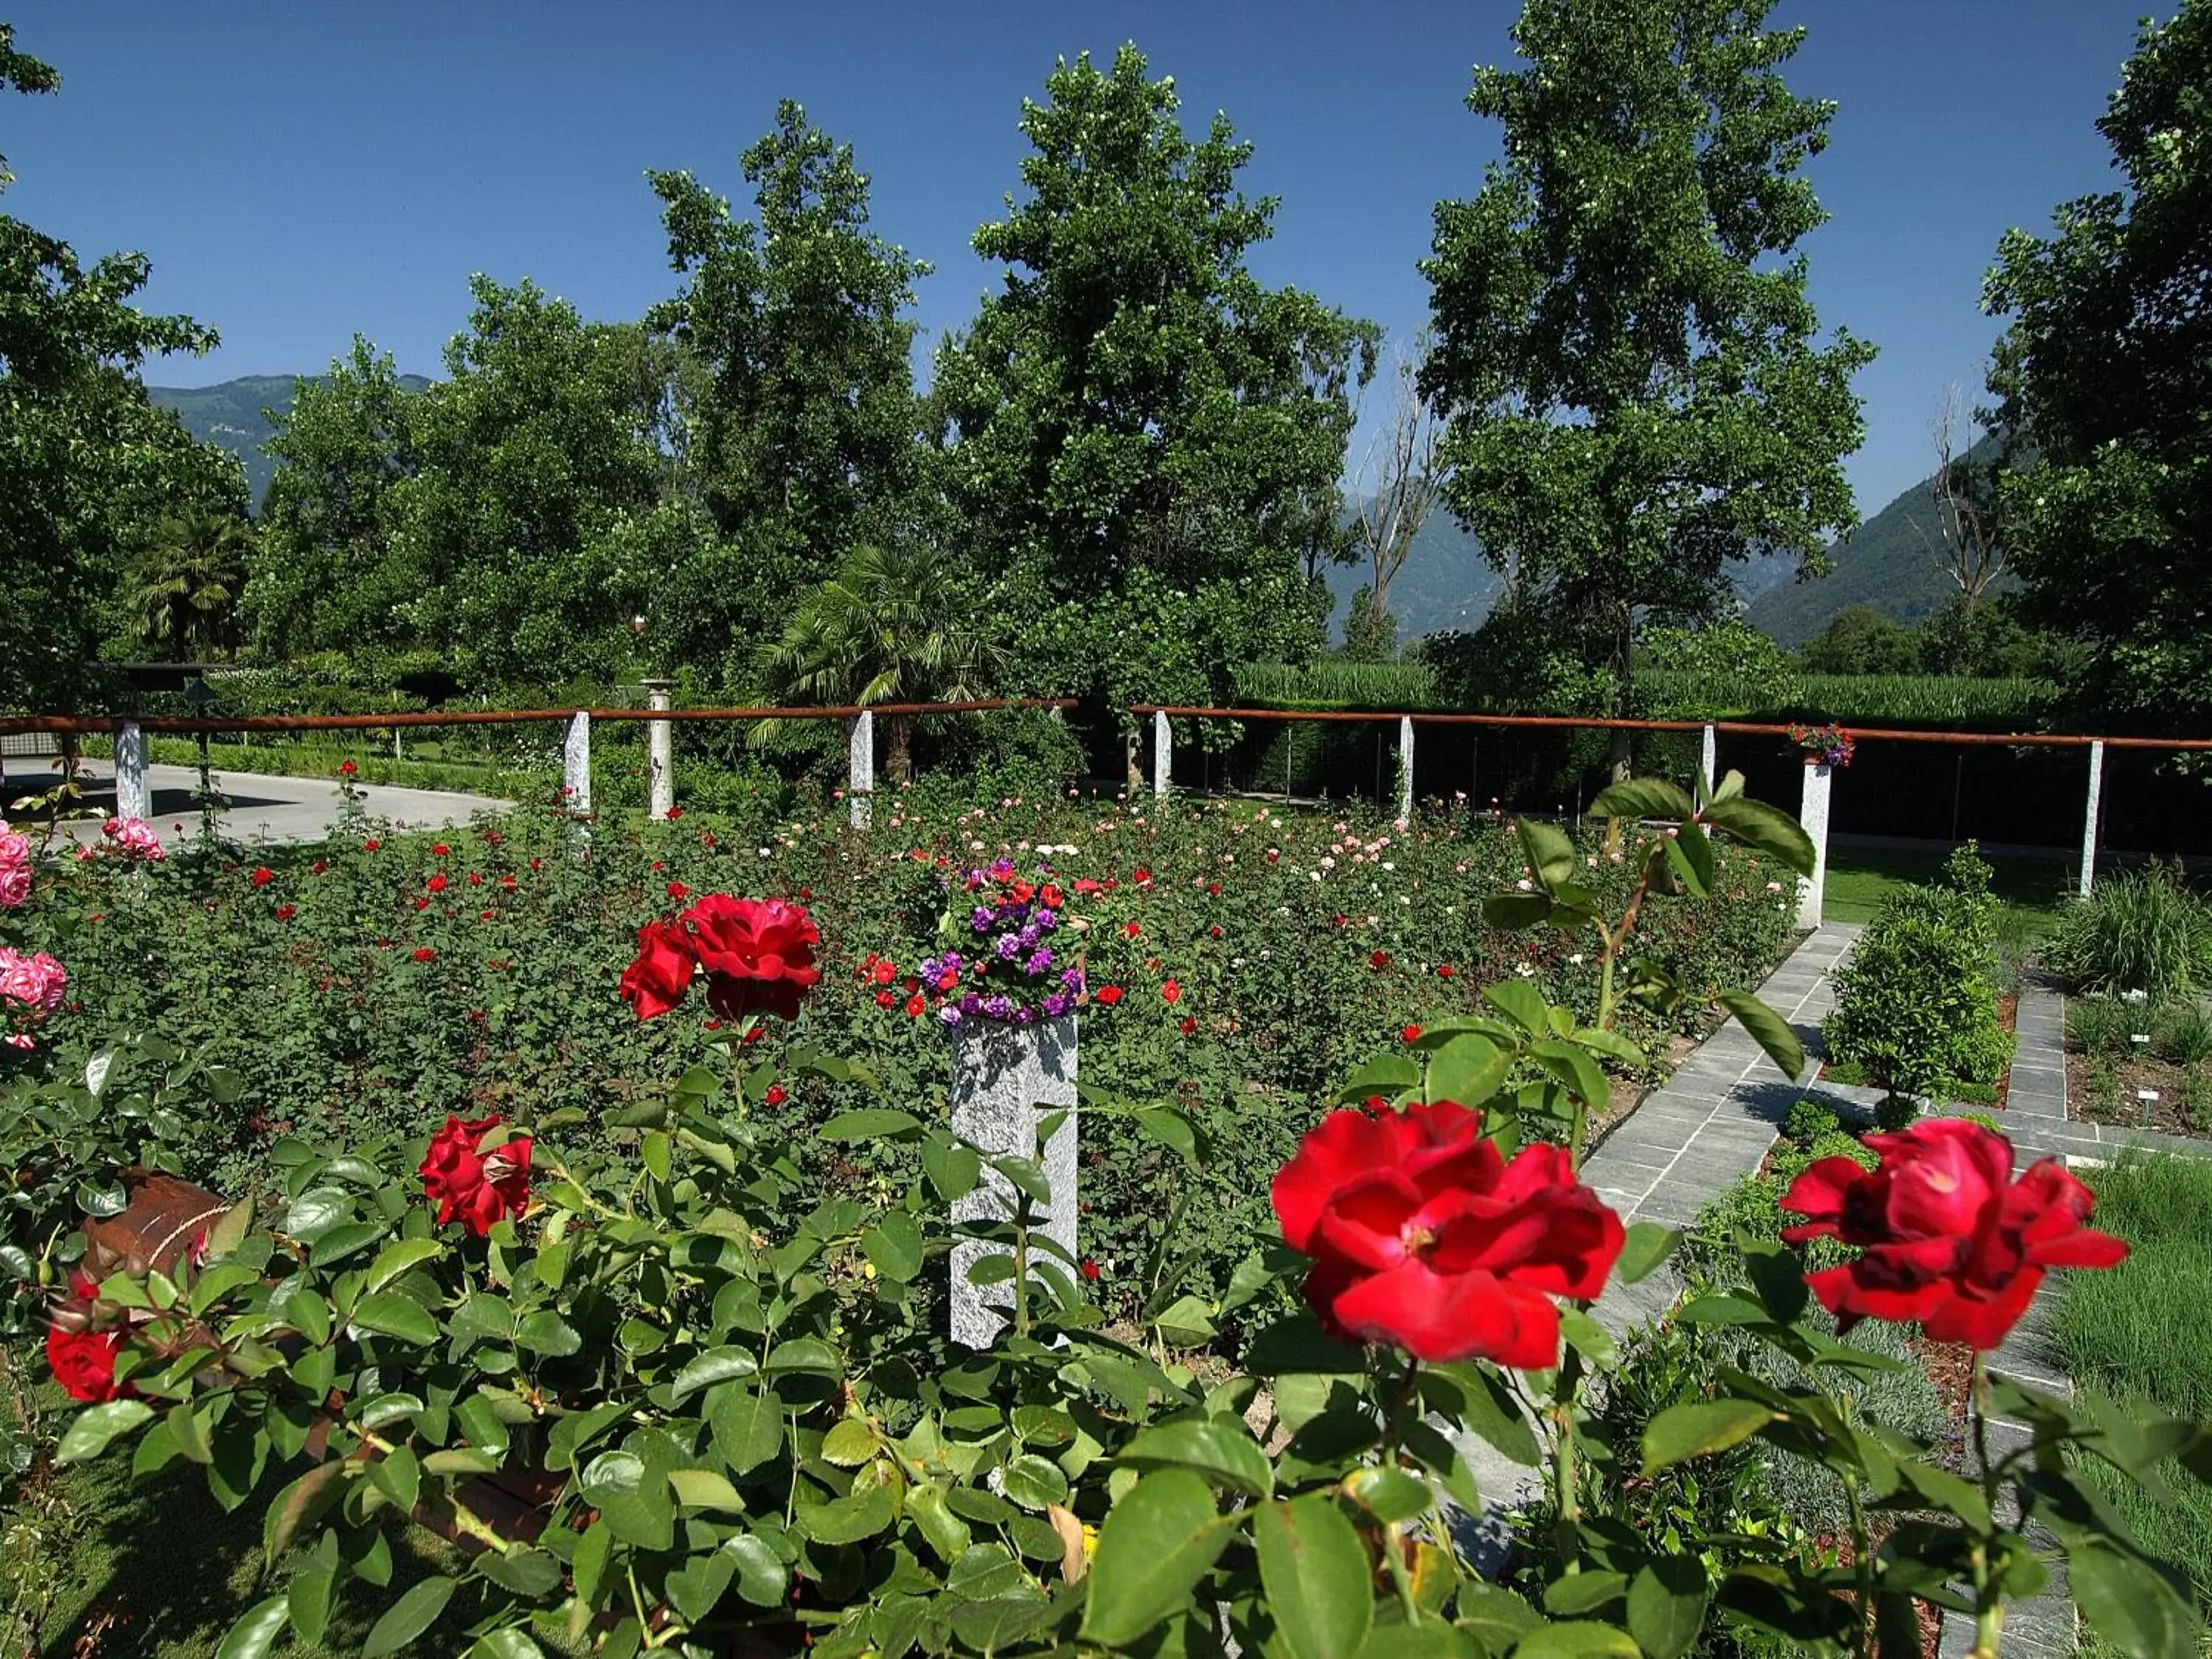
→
(18, 768, 2207, 1659)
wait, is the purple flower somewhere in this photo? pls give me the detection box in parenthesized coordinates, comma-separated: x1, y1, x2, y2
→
(1036, 908, 1058, 933)
(971, 906, 995, 932)
(1059, 967, 1084, 989)
(987, 858, 1015, 881)
(960, 992, 982, 1015)
(995, 933, 1023, 962)
(1013, 1005, 1037, 1025)
(939, 1006, 964, 1026)
(982, 994, 1014, 1020)
(1025, 948, 1054, 975)
(1043, 991, 1071, 1017)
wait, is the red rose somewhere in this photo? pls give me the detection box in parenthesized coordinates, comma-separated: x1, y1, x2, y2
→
(412, 947, 437, 963)
(1781, 1119, 2126, 1349)
(1179, 1016, 1197, 1036)
(871, 959, 896, 985)
(250, 866, 274, 888)
(1271, 1101, 1624, 1366)
(313, 860, 327, 875)
(1437, 964, 1455, 980)
(621, 918, 698, 1020)
(1162, 978, 1181, 1005)
(468, 872, 483, 887)
(905, 995, 925, 1018)
(875, 989, 897, 1009)
(1040, 883, 1064, 908)
(681, 895, 821, 1023)
(414, 897, 431, 911)
(666, 806, 684, 821)
(1122, 922, 1141, 939)
(765, 1084, 788, 1107)
(46, 1273, 130, 1403)
(427, 874, 448, 894)
(419, 1113, 532, 1237)
(274, 904, 296, 922)
(1369, 950, 1391, 970)
(1133, 868, 1152, 885)
(1401, 1024, 1422, 1043)
(432, 844, 450, 858)
(1080, 1258, 1100, 1281)
(363, 839, 380, 852)
(338, 759, 357, 777)
(667, 880, 689, 899)
(1095, 985, 1124, 1006)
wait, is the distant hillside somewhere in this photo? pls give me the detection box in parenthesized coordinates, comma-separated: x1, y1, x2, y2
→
(1747, 439, 2012, 647)
(150, 373, 431, 507)
(1324, 510, 1503, 644)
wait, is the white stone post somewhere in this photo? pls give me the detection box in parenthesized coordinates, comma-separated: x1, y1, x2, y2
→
(1397, 715, 1415, 821)
(1152, 709, 1172, 799)
(847, 709, 874, 830)
(1796, 761, 1832, 930)
(950, 1017, 1079, 1348)
(114, 722, 150, 821)
(644, 679, 675, 821)
(2079, 739, 2106, 898)
(562, 712, 592, 838)
(1700, 723, 1717, 795)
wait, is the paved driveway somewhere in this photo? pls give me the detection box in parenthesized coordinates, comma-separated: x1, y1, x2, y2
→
(3, 760, 510, 849)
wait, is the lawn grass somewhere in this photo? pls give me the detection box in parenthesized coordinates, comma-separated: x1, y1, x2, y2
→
(2053, 1152, 2212, 1611)
(1823, 842, 2069, 936)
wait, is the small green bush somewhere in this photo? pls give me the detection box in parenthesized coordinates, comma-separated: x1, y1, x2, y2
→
(1824, 845, 2013, 1104)
(2070, 994, 2135, 1060)
(2046, 865, 2212, 998)
(2157, 1001, 2212, 1068)
(1782, 1096, 1841, 1147)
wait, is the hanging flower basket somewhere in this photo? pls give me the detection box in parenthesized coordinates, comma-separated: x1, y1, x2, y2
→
(1787, 723, 1854, 768)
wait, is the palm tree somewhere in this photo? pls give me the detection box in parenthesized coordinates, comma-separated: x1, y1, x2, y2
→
(754, 543, 1001, 780)
(127, 507, 254, 661)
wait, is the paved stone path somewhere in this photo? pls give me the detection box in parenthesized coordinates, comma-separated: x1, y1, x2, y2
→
(9, 761, 508, 850)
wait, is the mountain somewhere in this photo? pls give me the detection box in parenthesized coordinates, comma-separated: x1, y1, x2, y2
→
(1324, 510, 1503, 644)
(149, 373, 432, 507)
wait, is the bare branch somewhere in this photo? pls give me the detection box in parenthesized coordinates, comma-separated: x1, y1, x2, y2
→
(1349, 334, 1447, 629)
(1928, 378, 2006, 602)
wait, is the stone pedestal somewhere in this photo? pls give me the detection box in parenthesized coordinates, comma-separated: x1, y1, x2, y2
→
(114, 722, 150, 821)
(847, 710, 874, 830)
(948, 1016, 1078, 1348)
(1152, 709, 1172, 799)
(1700, 724, 1717, 795)
(562, 712, 592, 844)
(644, 680, 675, 821)
(1397, 715, 1415, 821)
(1796, 761, 1832, 930)
(2079, 739, 2105, 898)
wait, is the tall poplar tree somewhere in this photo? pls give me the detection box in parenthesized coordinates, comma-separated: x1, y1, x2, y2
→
(1420, 0, 1873, 763)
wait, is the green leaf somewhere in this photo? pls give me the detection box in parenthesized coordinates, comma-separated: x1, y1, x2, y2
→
(1617, 1222, 1680, 1286)
(819, 1419, 879, 1467)
(1626, 1559, 1709, 1659)
(580, 1450, 674, 1551)
(711, 1386, 785, 1475)
(1255, 1495, 1374, 1659)
(467, 1632, 546, 1659)
(1345, 1464, 1432, 1525)
(1425, 1363, 1540, 1466)
(1641, 1400, 1779, 1475)
(2070, 1541, 2200, 1659)
(514, 1311, 582, 1356)
(1701, 798, 1816, 878)
(351, 1293, 437, 1347)
(1002, 1452, 1072, 1512)
(1426, 1033, 1514, 1108)
(263, 1458, 350, 1565)
(1557, 1307, 1617, 1369)
(1515, 817, 1579, 891)
(370, 1444, 420, 1512)
(187, 1262, 261, 1317)
(724, 1532, 788, 1607)
(669, 1346, 760, 1403)
(167, 1399, 213, 1464)
(474, 1548, 562, 1599)
(1332, 1053, 1423, 1104)
(1590, 778, 1694, 823)
(1482, 978, 1552, 1037)
(1531, 1040, 1610, 1116)
(921, 1134, 982, 1200)
(766, 1337, 841, 1377)
(1116, 1415, 1273, 1498)
(818, 1108, 922, 1141)
(905, 1484, 972, 1565)
(365, 1238, 443, 1295)
(1543, 1571, 1627, 1616)
(214, 1593, 291, 1659)
(1135, 1107, 1202, 1166)
(361, 1576, 456, 1658)
(1661, 823, 1714, 898)
(1080, 1469, 1237, 1646)
(860, 1211, 924, 1282)
(1484, 892, 1556, 931)
(288, 1568, 337, 1648)
(1716, 990, 1806, 1082)
(664, 1549, 734, 1626)
(799, 1482, 895, 1545)
(57, 1399, 153, 1464)
(1510, 1621, 1642, 1658)
(667, 1467, 745, 1512)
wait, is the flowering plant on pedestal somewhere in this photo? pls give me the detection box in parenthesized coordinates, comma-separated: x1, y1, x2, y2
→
(1787, 723, 1856, 768)
(918, 859, 1086, 1026)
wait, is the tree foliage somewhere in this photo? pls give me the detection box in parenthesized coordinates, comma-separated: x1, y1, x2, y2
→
(1983, 0, 2211, 728)
(932, 45, 1378, 711)
(126, 507, 254, 661)
(0, 23, 243, 709)
(1420, 0, 1874, 730)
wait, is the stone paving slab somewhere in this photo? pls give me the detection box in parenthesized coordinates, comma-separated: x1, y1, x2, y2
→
(23, 761, 509, 850)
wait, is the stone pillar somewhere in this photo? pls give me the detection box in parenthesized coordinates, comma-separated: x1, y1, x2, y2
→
(1152, 709, 1172, 799)
(1700, 724, 1717, 795)
(644, 679, 675, 821)
(950, 1017, 1078, 1348)
(114, 722, 150, 821)
(1796, 761, 1832, 930)
(1397, 715, 1415, 821)
(847, 709, 874, 830)
(562, 712, 592, 837)
(2080, 739, 2106, 899)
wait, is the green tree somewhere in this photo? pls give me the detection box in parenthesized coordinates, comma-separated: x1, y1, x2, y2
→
(1983, 0, 2211, 729)
(647, 104, 931, 618)
(754, 543, 1000, 779)
(1799, 604, 1922, 675)
(0, 23, 240, 709)
(1419, 0, 1874, 771)
(127, 506, 254, 661)
(248, 338, 424, 658)
(932, 44, 1379, 709)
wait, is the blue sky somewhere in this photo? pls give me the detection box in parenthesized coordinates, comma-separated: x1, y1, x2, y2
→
(5, 1, 2154, 513)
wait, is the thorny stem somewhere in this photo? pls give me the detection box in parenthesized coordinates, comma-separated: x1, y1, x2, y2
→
(1550, 1343, 1583, 1572)
(1012, 1208, 1031, 1341)
(1843, 1472, 1874, 1658)
(358, 1429, 516, 1556)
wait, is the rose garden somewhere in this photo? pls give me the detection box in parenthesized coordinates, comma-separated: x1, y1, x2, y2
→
(1, 748, 2208, 1659)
